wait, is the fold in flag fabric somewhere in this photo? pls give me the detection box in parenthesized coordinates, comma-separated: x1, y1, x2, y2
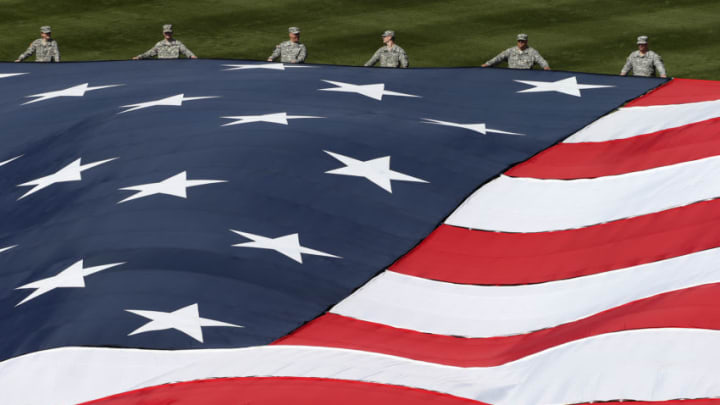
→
(4, 61, 716, 404)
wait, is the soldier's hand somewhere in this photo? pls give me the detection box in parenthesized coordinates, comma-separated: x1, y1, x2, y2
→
(290, 60, 297, 64)
(14, 59, 20, 63)
(481, 63, 489, 67)
(661, 74, 667, 78)
(190, 55, 198, 59)
(543, 66, 551, 71)
(132, 56, 140, 60)
(267, 58, 273, 62)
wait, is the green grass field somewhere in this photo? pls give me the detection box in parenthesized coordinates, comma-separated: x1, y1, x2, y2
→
(2, 0, 719, 79)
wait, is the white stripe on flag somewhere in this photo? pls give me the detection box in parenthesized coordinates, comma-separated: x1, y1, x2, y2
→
(564, 98, 720, 143)
(331, 247, 720, 337)
(3, 329, 720, 405)
(446, 154, 720, 232)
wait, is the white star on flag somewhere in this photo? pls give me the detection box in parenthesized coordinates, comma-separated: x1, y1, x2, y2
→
(118, 171, 226, 204)
(126, 303, 242, 343)
(0, 73, 28, 79)
(119, 94, 219, 114)
(222, 63, 313, 71)
(230, 229, 341, 264)
(422, 118, 524, 136)
(221, 112, 324, 127)
(319, 80, 420, 101)
(23, 83, 123, 105)
(0, 245, 17, 254)
(15, 260, 124, 306)
(324, 150, 428, 193)
(0, 155, 22, 168)
(515, 76, 615, 97)
(17, 157, 117, 200)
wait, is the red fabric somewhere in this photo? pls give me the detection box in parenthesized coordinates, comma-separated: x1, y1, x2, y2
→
(81, 377, 486, 405)
(626, 78, 720, 107)
(506, 117, 720, 179)
(579, 401, 720, 405)
(277, 284, 720, 367)
(391, 199, 720, 285)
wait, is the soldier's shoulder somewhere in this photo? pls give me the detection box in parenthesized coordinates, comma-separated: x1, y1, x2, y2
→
(280, 40, 292, 46)
(628, 50, 641, 57)
(648, 50, 663, 58)
(154, 40, 166, 46)
(30, 38, 42, 45)
(393, 45, 406, 52)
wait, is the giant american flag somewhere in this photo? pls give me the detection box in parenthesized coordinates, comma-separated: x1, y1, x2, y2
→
(1, 60, 717, 404)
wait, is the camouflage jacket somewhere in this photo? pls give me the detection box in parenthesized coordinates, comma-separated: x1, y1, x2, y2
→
(621, 50, 666, 77)
(485, 46, 548, 69)
(18, 38, 60, 62)
(137, 38, 196, 59)
(364, 44, 409, 68)
(269, 41, 307, 63)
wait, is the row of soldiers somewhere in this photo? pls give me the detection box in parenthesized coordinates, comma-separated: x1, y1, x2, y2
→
(14, 25, 667, 77)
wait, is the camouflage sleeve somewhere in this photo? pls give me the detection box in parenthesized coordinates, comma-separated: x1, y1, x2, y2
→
(620, 55, 633, 75)
(364, 48, 381, 66)
(296, 44, 307, 63)
(654, 54, 667, 76)
(52, 41, 60, 62)
(484, 48, 510, 66)
(178, 41, 196, 58)
(137, 43, 160, 59)
(268, 44, 281, 61)
(17, 41, 37, 61)
(399, 48, 409, 68)
(532, 49, 549, 69)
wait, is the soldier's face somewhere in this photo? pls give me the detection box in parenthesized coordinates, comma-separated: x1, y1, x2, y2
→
(40, 32, 50, 40)
(163, 31, 173, 39)
(638, 43, 648, 52)
(289, 33, 300, 43)
(382, 35, 392, 44)
(517, 40, 527, 49)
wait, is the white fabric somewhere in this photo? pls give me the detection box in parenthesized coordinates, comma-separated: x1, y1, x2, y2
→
(565, 98, 720, 143)
(445, 155, 720, 232)
(2, 330, 720, 405)
(332, 247, 720, 337)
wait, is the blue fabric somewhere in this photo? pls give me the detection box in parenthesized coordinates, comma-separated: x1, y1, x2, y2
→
(0, 60, 664, 360)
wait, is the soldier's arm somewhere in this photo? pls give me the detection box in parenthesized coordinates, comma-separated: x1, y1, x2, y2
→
(16, 41, 37, 62)
(136, 43, 159, 59)
(533, 50, 550, 70)
(620, 56, 632, 75)
(52, 42, 60, 62)
(399, 49, 409, 68)
(295, 44, 307, 63)
(483, 49, 509, 67)
(364, 49, 381, 67)
(654, 54, 667, 78)
(178, 41, 197, 59)
(268, 45, 281, 61)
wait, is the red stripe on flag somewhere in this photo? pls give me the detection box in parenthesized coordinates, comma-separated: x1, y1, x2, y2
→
(506, 117, 720, 179)
(276, 283, 720, 367)
(626, 78, 720, 107)
(81, 377, 486, 405)
(392, 199, 720, 285)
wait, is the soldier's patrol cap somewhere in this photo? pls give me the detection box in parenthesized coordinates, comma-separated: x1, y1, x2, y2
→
(381, 30, 395, 37)
(40, 26, 52, 33)
(163, 24, 173, 33)
(637, 35, 648, 44)
(517, 33, 528, 41)
(288, 27, 301, 34)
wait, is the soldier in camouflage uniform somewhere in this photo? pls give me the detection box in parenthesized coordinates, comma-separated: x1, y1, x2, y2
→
(15, 26, 60, 63)
(364, 30, 409, 68)
(133, 24, 197, 60)
(267, 27, 307, 63)
(620, 36, 667, 78)
(482, 33, 550, 70)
